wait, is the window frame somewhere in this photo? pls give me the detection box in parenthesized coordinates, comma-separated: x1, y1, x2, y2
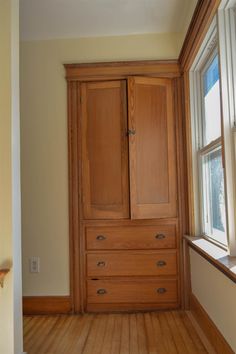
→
(189, 18, 229, 251)
(190, 2, 236, 256)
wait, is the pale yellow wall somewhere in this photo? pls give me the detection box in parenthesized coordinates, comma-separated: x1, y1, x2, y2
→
(0, 0, 22, 353)
(0, 0, 13, 351)
(190, 249, 236, 352)
(21, 32, 182, 295)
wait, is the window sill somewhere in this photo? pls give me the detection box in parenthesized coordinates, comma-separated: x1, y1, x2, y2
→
(184, 235, 236, 283)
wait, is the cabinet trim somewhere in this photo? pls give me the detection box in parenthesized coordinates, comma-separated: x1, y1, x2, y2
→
(64, 60, 180, 81)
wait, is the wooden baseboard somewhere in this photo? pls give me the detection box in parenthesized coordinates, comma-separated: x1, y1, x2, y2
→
(190, 293, 234, 354)
(23, 296, 72, 315)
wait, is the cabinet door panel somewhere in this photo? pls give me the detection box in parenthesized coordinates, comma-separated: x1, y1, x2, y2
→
(81, 81, 129, 219)
(128, 77, 177, 219)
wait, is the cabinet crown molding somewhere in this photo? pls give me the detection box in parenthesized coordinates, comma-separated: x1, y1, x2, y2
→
(64, 60, 181, 81)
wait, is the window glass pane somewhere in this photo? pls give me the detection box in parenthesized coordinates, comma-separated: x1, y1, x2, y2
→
(202, 55, 221, 145)
(201, 147, 227, 245)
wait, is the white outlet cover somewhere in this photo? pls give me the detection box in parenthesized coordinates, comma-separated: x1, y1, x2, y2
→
(29, 257, 40, 273)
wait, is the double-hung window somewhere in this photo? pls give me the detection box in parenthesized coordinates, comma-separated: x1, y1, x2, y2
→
(190, 21, 228, 249)
(191, 4, 236, 255)
(199, 52, 227, 246)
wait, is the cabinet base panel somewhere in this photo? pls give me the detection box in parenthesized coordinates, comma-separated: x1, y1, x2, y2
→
(86, 302, 180, 312)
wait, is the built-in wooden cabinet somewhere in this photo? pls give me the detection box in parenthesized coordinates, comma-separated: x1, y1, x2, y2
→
(65, 61, 184, 313)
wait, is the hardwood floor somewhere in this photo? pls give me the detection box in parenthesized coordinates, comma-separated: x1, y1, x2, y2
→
(24, 311, 209, 354)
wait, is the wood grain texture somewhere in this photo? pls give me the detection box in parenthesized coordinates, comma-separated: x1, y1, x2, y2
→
(23, 296, 72, 315)
(172, 77, 186, 310)
(86, 302, 180, 312)
(67, 81, 81, 312)
(87, 279, 178, 304)
(86, 251, 177, 277)
(85, 224, 176, 250)
(81, 80, 129, 219)
(181, 71, 196, 236)
(23, 311, 209, 354)
(82, 218, 179, 227)
(64, 60, 181, 81)
(190, 293, 234, 354)
(128, 77, 177, 219)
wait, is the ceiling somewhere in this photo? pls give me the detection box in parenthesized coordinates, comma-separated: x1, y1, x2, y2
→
(20, 0, 197, 41)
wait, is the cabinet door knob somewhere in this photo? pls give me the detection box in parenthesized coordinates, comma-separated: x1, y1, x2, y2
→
(157, 287, 167, 294)
(156, 260, 166, 267)
(127, 129, 136, 136)
(97, 288, 107, 295)
(97, 261, 106, 267)
(96, 235, 106, 241)
(155, 233, 165, 240)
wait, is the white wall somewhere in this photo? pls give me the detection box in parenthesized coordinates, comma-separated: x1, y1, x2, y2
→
(190, 249, 236, 352)
(0, 0, 22, 353)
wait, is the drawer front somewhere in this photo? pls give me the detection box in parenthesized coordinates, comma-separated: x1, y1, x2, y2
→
(86, 225, 176, 250)
(87, 251, 177, 277)
(87, 279, 178, 304)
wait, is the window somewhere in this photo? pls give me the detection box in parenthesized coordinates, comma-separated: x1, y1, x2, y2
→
(190, 5, 236, 256)
(200, 52, 227, 245)
(201, 145, 227, 245)
(202, 54, 221, 145)
(194, 46, 227, 247)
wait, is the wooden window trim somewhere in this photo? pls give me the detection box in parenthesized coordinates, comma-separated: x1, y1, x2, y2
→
(184, 235, 236, 283)
(179, 0, 222, 237)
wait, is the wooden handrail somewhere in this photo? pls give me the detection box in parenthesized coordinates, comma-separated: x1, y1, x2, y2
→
(0, 268, 10, 288)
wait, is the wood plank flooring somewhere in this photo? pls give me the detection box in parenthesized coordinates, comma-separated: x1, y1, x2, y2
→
(24, 311, 209, 354)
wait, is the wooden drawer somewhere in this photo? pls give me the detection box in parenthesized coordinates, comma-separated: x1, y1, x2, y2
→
(87, 251, 177, 277)
(85, 225, 176, 250)
(87, 279, 178, 304)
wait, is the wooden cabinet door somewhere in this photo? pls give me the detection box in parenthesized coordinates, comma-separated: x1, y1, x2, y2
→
(81, 80, 129, 219)
(128, 77, 177, 219)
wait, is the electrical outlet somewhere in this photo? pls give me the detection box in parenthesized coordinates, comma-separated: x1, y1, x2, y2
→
(29, 257, 40, 273)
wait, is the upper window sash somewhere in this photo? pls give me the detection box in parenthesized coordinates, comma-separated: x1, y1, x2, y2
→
(200, 50, 222, 148)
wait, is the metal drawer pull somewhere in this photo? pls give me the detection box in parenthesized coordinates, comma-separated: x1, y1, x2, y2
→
(156, 260, 166, 267)
(96, 235, 106, 241)
(97, 288, 107, 295)
(157, 288, 167, 294)
(97, 261, 106, 267)
(155, 233, 165, 240)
